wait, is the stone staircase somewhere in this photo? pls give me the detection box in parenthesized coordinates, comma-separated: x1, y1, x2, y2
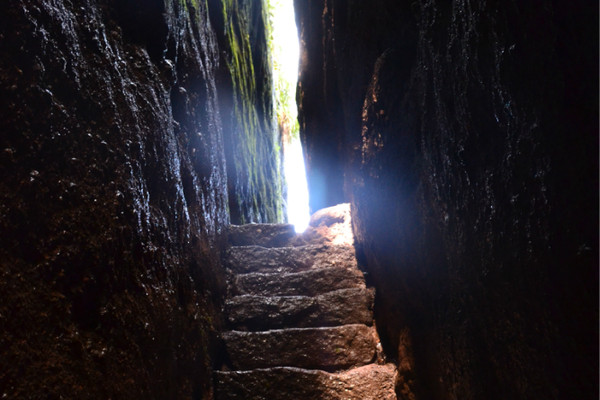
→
(214, 206, 398, 399)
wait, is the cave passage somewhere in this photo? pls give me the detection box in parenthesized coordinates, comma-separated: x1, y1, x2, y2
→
(0, 0, 595, 399)
(269, 0, 310, 232)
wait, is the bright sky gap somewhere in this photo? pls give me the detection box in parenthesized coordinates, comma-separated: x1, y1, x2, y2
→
(269, 0, 310, 233)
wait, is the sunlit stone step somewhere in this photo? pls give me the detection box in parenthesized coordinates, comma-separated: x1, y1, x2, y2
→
(215, 364, 398, 400)
(226, 287, 375, 330)
(230, 266, 366, 297)
(222, 324, 377, 371)
(225, 244, 357, 274)
(227, 223, 297, 247)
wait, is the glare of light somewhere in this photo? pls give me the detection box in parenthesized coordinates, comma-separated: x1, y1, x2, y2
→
(270, 0, 310, 233)
(284, 139, 310, 232)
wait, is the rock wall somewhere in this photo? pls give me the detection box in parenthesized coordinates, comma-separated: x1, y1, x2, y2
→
(0, 0, 281, 398)
(295, 0, 598, 398)
(209, 0, 284, 224)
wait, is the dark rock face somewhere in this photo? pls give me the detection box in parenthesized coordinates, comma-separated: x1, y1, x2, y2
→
(0, 0, 281, 398)
(209, 0, 284, 224)
(295, 0, 598, 399)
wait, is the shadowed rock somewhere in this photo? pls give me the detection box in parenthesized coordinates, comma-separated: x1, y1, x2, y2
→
(225, 244, 357, 274)
(226, 287, 375, 330)
(223, 324, 377, 371)
(230, 267, 366, 296)
(215, 363, 398, 400)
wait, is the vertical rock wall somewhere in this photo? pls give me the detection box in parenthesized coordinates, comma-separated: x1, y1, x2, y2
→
(0, 0, 280, 398)
(295, 0, 598, 399)
(209, 0, 284, 224)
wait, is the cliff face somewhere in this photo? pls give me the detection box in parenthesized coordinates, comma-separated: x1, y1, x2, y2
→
(209, 0, 284, 224)
(0, 0, 280, 398)
(295, 1, 598, 398)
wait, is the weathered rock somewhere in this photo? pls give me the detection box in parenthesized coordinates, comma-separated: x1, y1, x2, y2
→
(215, 363, 398, 400)
(296, 0, 598, 398)
(230, 267, 366, 296)
(290, 203, 355, 246)
(309, 203, 351, 227)
(217, 218, 396, 397)
(228, 223, 297, 247)
(223, 324, 377, 371)
(225, 244, 357, 274)
(213, 1, 284, 224)
(0, 0, 283, 398)
(226, 287, 375, 330)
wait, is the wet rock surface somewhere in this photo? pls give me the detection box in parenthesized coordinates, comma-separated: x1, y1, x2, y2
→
(210, 0, 284, 224)
(0, 0, 281, 398)
(216, 214, 397, 398)
(295, 0, 598, 398)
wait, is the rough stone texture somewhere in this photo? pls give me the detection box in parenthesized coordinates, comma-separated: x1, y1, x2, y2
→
(293, 202, 355, 246)
(0, 0, 281, 398)
(295, 0, 598, 399)
(209, 0, 284, 224)
(225, 243, 357, 273)
(226, 287, 375, 330)
(227, 204, 355, 248)
(223, 324, 377, 371)
(228, 223, 296, 247)
(217, 219, 396, 397)
(215, 363, 398, 400)
(231, 267, 366, 296)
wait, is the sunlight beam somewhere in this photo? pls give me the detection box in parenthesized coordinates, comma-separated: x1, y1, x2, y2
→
(269, 0, 310, 232)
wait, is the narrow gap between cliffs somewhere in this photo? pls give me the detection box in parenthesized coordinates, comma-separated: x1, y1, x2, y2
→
(268, 0, 310, 233)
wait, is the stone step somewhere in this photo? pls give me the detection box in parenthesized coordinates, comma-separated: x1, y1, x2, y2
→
(230, 267, 366, 296)
(228, 223, 297, 247)
(225, 244, 357, 274)
(215, 363, 398, 400)
(226, 287, 375, 330)
(222, 324, 377, 371)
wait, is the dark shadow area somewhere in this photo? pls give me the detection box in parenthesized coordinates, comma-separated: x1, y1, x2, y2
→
(295, 0, 598, 398)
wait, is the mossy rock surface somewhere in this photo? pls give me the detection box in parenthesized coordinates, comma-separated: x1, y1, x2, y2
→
(212, 0, 284, 224)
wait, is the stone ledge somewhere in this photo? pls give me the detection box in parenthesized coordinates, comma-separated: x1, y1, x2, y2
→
(226, 287, 375, 330)
(227, 224, 297, 247)
(230, 267, 366, 296)
(225, 244, 357, 274)
(215, 363, 398, 400)
(222, 324, 377, 371)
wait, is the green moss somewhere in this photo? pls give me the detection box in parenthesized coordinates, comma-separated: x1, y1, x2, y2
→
(179, 0, 197, 13)
(220, 0, 283, 223)
(267, 0, 300, 140)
